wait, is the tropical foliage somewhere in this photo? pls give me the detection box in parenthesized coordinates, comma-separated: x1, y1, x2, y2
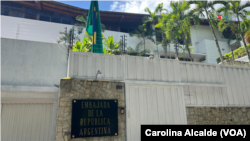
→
(59, 0, 250, 61)
(217, 44, 250, 63)
(188, 0, 229, 64)
(129, 23, 155, 52)
(71, 37, 91, 52)
(103, 36, 120, 53)
(217, 0, 250, 61)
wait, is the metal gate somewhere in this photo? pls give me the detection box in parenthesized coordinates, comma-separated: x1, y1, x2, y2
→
(125, 83, 187, 141)
(1, 103, 53, 141)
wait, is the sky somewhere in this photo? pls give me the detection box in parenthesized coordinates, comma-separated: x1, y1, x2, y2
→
(56, 0, 250, 18)
(55, 1, 175, 14)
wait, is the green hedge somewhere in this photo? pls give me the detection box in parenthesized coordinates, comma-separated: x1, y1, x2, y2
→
(217, 44, 250, 64)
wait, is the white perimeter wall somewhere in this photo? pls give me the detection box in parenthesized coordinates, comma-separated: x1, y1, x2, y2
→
(1, 15, 156, 54)
(205, 39, 231, 64)
(1, 38, 68, 87)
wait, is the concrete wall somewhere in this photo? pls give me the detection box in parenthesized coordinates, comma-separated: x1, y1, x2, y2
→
(186, 107, 250, 125)
(1, 15, 239, 64)
(204, 39, 231, 64)
(56, 79, 125, 141)
(1, 15, 156, 54)
(1, 38, 68, 87)
(220, 60, 250, 67)
(190, 25, 229, 47)
(190, 25, 234, 64)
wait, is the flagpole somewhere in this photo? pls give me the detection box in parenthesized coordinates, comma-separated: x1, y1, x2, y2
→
(92, 2, 94, 53)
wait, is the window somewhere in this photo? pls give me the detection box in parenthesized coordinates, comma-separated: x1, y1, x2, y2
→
(40, 15, 50, 22)
(1, 6, 10, 16)
(120, 28, 128, 33)
(10, 11, 24, 18)
(51, 17, 61, 23)
(10, 7, 24, 18)
(110, 26, 118, 31)
(25, 14, 37, 20)
(24, 8, 37, 20)
(62, 18, 71, 24)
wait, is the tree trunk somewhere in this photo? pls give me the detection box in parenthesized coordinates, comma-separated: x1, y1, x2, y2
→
(169, 45, 171, 59)
(182, 30, 193, 62)
(175, 40, 179, 60)
(231, 49, 235, 66)
(152, 24, 159, 57)
(237, 15, 250, 63)
(144, 38, 146, 51)
(205, 9, 224, 64)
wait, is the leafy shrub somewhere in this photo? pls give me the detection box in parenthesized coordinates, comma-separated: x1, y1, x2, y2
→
(217, 44, 250, 63)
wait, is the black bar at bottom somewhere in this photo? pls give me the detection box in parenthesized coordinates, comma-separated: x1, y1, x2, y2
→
(141, 125, 250, 140)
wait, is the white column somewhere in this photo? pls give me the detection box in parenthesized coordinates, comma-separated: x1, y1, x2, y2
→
(51, 97, 59, 141)
(0, 103, 3, 118)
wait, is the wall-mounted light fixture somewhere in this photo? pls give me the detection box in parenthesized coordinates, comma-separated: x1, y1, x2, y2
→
(148, 55, 154, 59)
(94, 70, 101, 82)
(120, 108, 124, 114)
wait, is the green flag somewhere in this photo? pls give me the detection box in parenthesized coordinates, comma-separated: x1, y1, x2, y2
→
(86, 0, 103, 54)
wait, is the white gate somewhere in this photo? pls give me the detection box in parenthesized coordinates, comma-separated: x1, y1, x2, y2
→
(1, 103, 53, 141)
(125, 82, 187, 141)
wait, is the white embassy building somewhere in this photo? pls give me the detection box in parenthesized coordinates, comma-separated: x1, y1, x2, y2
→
(1, 1, 244, 64)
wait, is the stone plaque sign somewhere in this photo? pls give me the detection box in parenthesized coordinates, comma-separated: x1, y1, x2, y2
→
(71, 99, 118, 138)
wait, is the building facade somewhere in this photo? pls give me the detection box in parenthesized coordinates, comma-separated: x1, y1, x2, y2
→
(1, 1, 249, 141)
(1, 1, 242, 63)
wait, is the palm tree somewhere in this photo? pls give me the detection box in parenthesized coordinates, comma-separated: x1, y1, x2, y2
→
(143, 3, 167, 57)
(167, 1, 199, 61)
(217, 1, 250, 61)
(156, 13, 181, 60)
(129, 23, 155, 52)
(189, 0, 228, 64)
(155, 12, 172, 59)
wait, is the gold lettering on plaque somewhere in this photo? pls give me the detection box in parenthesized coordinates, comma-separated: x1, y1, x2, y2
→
(95, 128, 98, 135)
(108, 128, 111, 134)
(95, 118, 98, 125)
(79, 128, 83, 136)
(91, 118, 94, 125)
(89, 102, 92, 108)
(80, 118, 83, 126)
(88, 118, 91, 125)
(91, 128, 94, 135)
(100, 102, 103, 108)
(97, 102, 99, 108)
(84, 128, 87, 135)
(104, 127, 107, 134)
(88, 128, 91, 135)
(88, 110, 94, 117)
(98, 127, 101, 134)
(100, 110, 103, 116)
(104, 118, 106, 125)
(107, 118, 110, 125)
(107, 102, 110, 108)
(98, 118, 100, 125)
(85, 102, 88, 108)
(101, 118, 103, 125)
(84, 118, 87, 126)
